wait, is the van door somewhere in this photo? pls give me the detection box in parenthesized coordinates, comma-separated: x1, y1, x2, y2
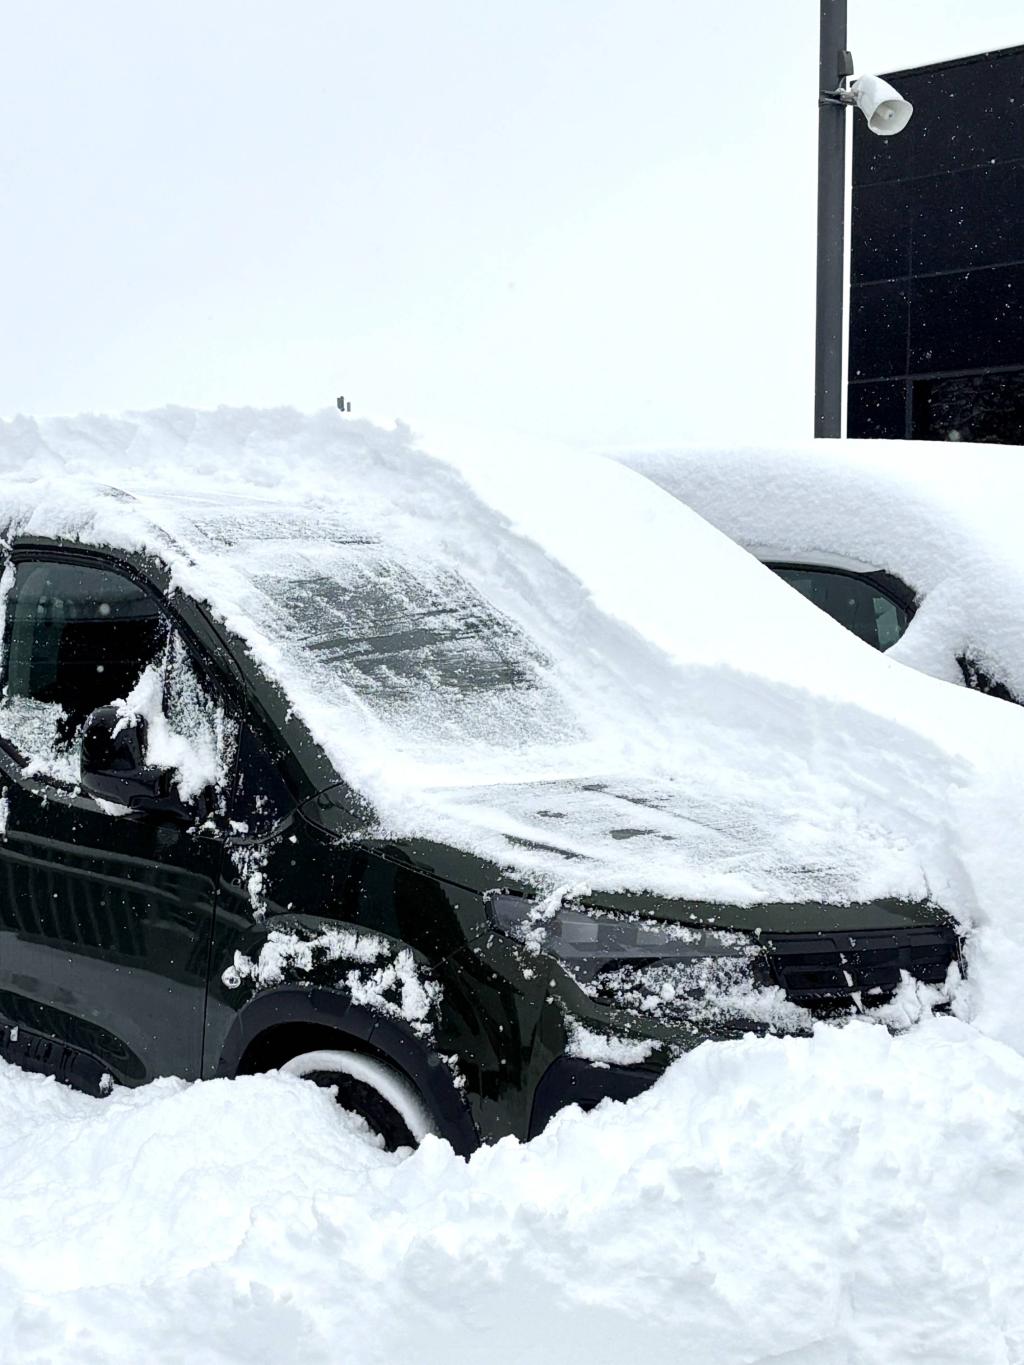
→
(0, 554, 237, 1090)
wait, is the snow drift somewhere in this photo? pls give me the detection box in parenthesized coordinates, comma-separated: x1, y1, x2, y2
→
(3, 1019, 1024, 1364)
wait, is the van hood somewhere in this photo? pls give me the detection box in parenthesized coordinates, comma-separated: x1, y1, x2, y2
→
(336, 771, 961, 921)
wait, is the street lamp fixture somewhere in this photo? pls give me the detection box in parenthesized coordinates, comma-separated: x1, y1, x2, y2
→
(814, 2, 913, 439)
(844, 76, 914, 135)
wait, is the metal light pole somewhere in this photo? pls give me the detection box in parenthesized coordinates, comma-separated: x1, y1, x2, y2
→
(814, 0, 852, 438)
(814, 8, 914, 437)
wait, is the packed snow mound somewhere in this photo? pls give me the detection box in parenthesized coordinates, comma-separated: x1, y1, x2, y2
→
(615, 439, 1024, 701)
(2, 1020, 1024, 1364)
(2, 408, 1024, 937)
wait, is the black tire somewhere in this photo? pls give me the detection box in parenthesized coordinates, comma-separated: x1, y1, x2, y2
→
(304, 1067, 416, 1151)
(279, 1048, 436, 1152)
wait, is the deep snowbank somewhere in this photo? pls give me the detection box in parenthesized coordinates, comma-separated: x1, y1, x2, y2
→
(1, 1020, 1023, 1364)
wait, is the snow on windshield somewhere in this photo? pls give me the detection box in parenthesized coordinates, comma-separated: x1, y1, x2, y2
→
(150, 485, 977, 910)
(195, 518, 577, 750)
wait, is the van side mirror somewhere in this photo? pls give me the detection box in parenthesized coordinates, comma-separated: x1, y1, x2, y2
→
(80, 707, 195, 821)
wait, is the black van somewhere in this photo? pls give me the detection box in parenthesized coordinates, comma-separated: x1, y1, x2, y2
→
(0, 511, 962, 1154)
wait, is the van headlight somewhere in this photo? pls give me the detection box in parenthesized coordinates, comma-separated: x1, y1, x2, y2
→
(486, 890, 758, 982)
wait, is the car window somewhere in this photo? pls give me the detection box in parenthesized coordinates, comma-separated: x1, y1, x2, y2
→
(770, 567, 909, 652)
(230, 723, 294, 834)
(0, 559, 233, 797)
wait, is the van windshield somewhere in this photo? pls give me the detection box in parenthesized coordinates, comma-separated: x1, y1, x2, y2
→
(182, 506, 582, 760)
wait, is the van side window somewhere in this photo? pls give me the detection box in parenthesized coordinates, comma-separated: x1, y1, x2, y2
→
(0, 560, 234, 799)
(0, 562, 167, 783)
(230, 724, 294, 835)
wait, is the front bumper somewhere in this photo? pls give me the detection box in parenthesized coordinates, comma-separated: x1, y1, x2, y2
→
(527, 921, 964, 1139)
(528, 1054, 662, 1139)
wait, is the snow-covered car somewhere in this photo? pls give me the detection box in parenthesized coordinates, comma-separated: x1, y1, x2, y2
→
(0, 409, 1018, 1154)
(617, 441, 1024, 703)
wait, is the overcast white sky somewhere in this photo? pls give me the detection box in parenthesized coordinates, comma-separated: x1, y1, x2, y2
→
(1, 2, 1020, 447)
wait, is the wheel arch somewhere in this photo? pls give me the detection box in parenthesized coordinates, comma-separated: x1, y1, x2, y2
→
(213, 985, 479, 1157)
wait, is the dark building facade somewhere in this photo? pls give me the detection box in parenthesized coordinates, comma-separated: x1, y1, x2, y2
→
(848, 44, 1024, 443)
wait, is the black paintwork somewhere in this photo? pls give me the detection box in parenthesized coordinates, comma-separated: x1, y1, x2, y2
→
(0, 537, 961, 1149)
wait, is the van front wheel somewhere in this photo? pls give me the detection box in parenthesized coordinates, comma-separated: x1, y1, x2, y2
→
(280, 1048, 437, 1152)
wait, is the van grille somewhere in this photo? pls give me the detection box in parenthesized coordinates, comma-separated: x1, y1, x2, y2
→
(761, 924, 962, 1009)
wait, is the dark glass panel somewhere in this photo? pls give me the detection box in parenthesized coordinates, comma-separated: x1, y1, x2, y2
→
(849, 281, 909, 381)
(853, 49, 1024, 187)
(912, 162, 1024, 277)
(910, 264, 1024, 373)
(851, 180, 912, 285)
(847, 380, 908, 439)
(911, 369, 1024, 445)
(908, 52, 1024, 180)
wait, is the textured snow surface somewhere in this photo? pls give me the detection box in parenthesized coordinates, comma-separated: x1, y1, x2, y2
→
(3, 1020, 1024, 1364)
(615, 439, 1024, 700)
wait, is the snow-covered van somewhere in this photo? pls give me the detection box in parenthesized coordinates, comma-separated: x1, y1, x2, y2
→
(0, 409, 1015, 1151)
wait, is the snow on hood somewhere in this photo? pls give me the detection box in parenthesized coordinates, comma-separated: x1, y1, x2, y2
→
(3, 409, 1024, 1017)
(613, 439, 1024, 700)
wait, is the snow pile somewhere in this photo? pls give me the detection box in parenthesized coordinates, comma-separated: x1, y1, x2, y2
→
(615, 439, 1024, 700)
(2, 1020, 1024, 1363)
